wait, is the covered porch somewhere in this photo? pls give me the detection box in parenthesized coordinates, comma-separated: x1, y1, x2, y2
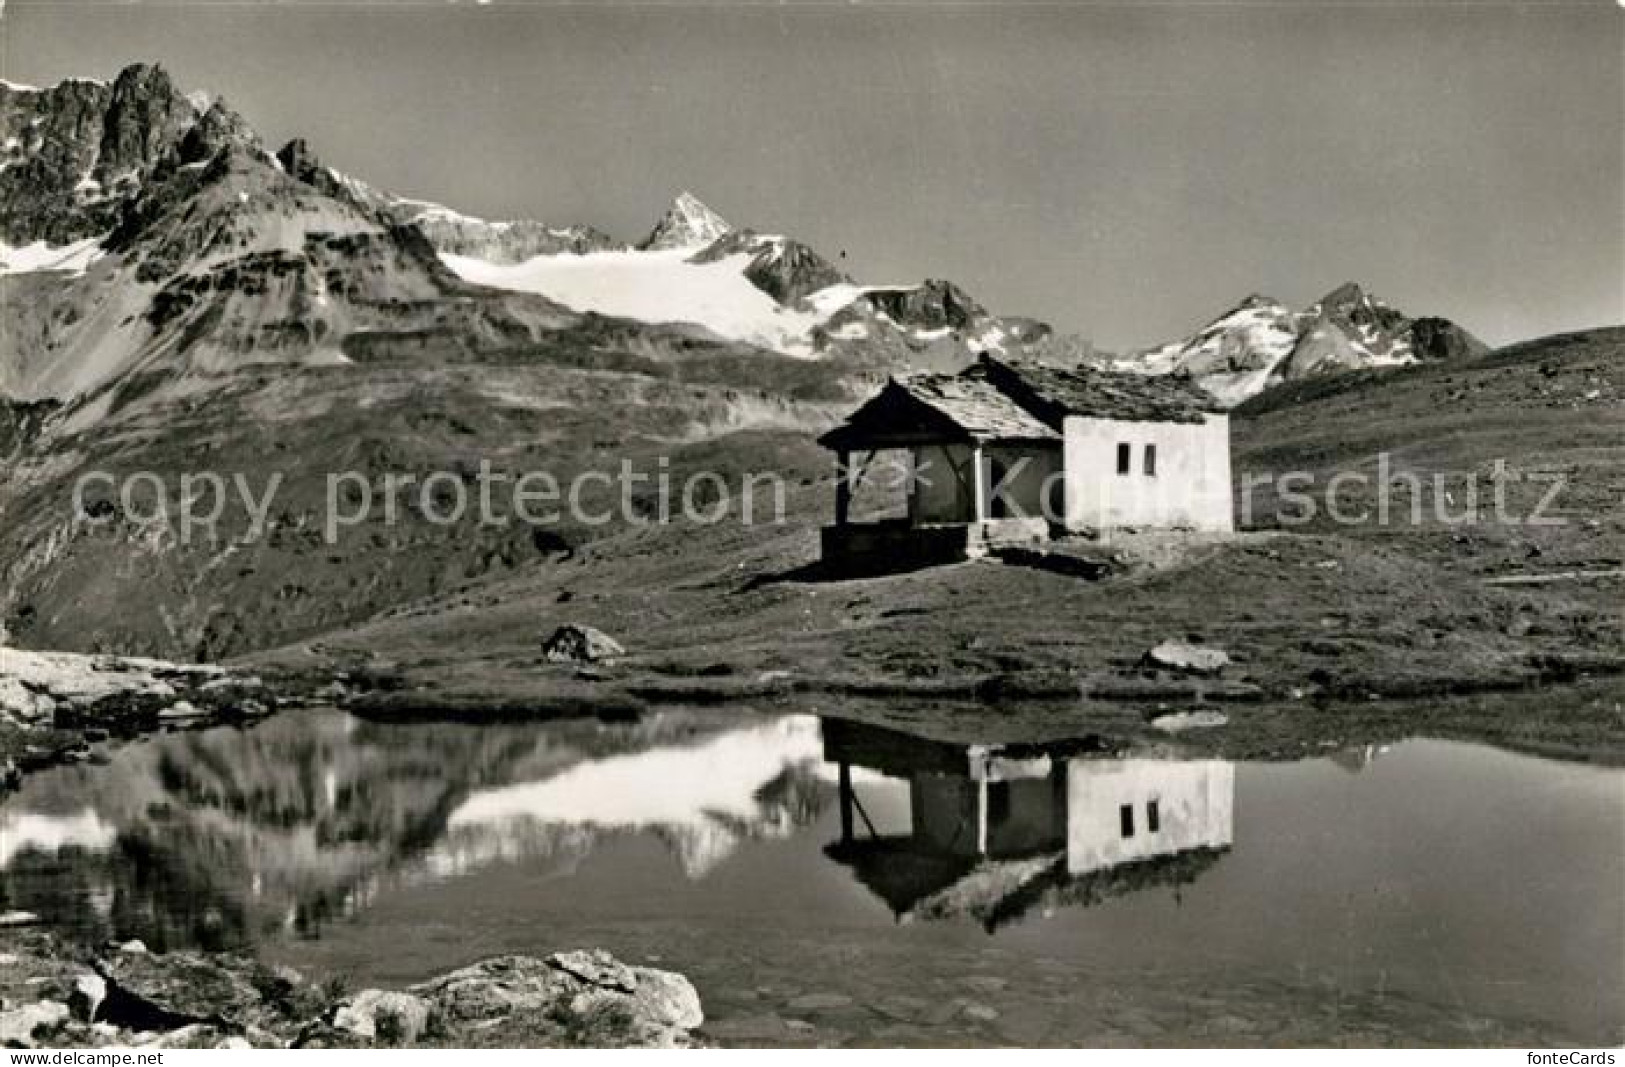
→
(817, 375, 1058, 573)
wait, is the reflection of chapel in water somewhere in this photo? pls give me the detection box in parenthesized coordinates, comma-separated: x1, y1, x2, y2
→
(821, 719, 1235, 931)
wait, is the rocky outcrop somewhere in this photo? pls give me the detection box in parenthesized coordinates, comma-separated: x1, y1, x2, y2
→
(407, 950, 703, 1048)
(0, 646, 279, 787)
(0, 399, 57, 460)
(1407, 315, 1490, 362)
(1119, 283, 1485, 405)
(689, 230, 850, 305)
(861, 279, 986, 331)
(406, 207, 620, 262)
(0, 933, 705, 1049)
(542, 624, 626, 664)
(0, 64, 211, 248)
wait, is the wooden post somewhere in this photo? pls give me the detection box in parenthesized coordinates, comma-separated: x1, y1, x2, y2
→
(970, 443, 987, 521)
(834, 448, 851, 526)
(975, 778, 989, 857)
(838, 762, 854, 845)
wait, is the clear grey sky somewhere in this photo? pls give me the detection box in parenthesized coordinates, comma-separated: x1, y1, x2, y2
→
(2, 1, 1620, 350)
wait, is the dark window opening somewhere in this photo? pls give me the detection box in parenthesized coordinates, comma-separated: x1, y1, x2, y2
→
(1144, 443, 1158, 477)
(1119, 803, 1135, 838)
(1116, 443, 1132, 475)
(1147, 799, 1160, 833)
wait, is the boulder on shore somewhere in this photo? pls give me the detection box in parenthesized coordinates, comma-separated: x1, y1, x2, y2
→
(1144, 639, 1231, 675)
(542, 625, 626, 665)
(408, 949, 701, 1047)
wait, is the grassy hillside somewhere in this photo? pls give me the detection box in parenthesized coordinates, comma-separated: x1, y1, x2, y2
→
(4, 324, 1620, 760)
(1233, 326, 1622, 596)
(0, 354, 846, 659)
(223, 327, 1624, 762)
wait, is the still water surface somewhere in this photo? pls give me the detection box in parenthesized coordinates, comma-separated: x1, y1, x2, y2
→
(1, 708, 1619, 1045)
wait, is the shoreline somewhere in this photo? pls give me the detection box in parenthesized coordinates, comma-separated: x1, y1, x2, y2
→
(3, 638, 1622, 800)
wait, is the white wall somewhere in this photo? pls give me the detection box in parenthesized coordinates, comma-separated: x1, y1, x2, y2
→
(1061, 413, 1233, 532)
(1065, 759, 1234, 875)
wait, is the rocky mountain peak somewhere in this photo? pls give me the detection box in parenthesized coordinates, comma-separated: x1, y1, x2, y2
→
(641, 191, 732, 251)
(1117, 281, 1484, 406)
(864, 279, 987, 331)
(275, 137, 323, 183)
(0, 62, 213, 246)
(1238, 292, 1285, 310)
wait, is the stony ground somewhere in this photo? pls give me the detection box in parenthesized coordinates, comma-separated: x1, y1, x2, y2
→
(0, 932, 703, 1049)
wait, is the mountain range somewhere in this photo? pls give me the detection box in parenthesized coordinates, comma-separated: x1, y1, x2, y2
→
(0, 62, 1515, 660)
(1107, 285, 1486, 405)
(0, 63, 1490, 418)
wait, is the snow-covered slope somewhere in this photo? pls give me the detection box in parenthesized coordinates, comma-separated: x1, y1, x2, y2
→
(438, 202, 1043, 364)
(443, 243, 859, 357)
(396, 199, 621, 263)
(1115, 285, 1485, 405)
(0, 236, 104, 276)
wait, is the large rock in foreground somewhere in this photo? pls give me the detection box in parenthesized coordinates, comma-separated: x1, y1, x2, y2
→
(410, 950, 703, 1048)
(0, 933, 703, 1049)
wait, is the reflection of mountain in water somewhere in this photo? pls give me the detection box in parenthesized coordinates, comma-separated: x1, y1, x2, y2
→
(0, 709, 829, 949)
(441, 716, 834, 879)
(821, 719, 1234, 932)
(0, 710, 1234, 953)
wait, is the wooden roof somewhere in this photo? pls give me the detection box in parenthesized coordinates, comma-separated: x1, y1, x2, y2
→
(820, 354, 1222, 451)
(975, 355, 1225, 427)
(818, 373, 1059, 451)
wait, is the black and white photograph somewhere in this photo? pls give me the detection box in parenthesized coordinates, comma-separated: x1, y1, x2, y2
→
(0, 0, 1620, 1052)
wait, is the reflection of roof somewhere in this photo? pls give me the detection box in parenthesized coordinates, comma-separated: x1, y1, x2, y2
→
(819, 354, 1222, 450)
(828, 840, 1228, 933)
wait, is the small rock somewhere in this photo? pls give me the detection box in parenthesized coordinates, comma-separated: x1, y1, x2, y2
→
(1149, 710, 1230, 734)
(0, 999, 70, 1045)
(331, 989, 431, 1045)
(963, 1004, 1000, 1022)
(0, 910, 41, 927)
(1144, 639, 1231, 675)
(541, 625, 625, 665)
(158, 701, 207, 722)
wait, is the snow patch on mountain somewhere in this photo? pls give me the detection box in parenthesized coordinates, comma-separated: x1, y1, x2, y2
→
(0, 235, 104, 275)
(442, 246, 834, 356)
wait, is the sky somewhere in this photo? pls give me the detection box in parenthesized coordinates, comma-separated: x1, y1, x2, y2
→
(0, 0, 1620, 351)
